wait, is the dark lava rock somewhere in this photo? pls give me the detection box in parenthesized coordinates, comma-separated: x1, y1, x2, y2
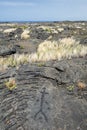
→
(0, 44, 16, 56)
(0, 28, 23, 43)
(30, 28, 50, 40)
(1, 22, 87, 44)
(0, 57, 87, 130)
(7, 28, 23, 42)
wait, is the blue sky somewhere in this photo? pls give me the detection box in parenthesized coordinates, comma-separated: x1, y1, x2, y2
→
(0, 0, 87, 21)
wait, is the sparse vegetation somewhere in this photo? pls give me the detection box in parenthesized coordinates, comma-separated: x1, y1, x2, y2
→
(20, 45, 25, 49)
(5, 78, 16, 91)
(20, 25, 28, 30)
(3, 28, 17, 33)
(12, 24, 28, 30)
(45, 28, 52, 33)
(67, 85, 75, 92)
(37, 37, 87, 61)
(21, 30, 30, 39)
(0, 37, 87, 68)
(77, 81, 86, 90)
(37, 62, 45, 67)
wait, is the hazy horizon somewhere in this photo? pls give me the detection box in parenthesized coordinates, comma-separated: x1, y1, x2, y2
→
(0, 0, 87, 21)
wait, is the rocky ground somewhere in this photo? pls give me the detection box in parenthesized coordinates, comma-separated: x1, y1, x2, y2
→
(0, 21, 87, 56)
(0, 22, 87, 130)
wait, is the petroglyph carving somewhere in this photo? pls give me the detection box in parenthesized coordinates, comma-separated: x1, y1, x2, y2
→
(34, 87, 49, 122)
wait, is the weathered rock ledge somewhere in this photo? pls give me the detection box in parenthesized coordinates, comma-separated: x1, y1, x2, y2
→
(0, 57, 87, 130)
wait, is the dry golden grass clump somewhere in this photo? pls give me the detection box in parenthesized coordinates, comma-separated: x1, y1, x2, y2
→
(37, 40, 59, 61)
(37, 37, 87, 61)
(0, 37, 87, 68)
(21, 30, 30, 39)
(38, 40, 58, 53)
(5, 78, 16, 91)
(3, 28, 17, 33)
(77, 81, 86, 90)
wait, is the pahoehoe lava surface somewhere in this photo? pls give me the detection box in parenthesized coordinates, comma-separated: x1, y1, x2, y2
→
(0, 22, 87, 130)
(0, 58, 87, 130)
